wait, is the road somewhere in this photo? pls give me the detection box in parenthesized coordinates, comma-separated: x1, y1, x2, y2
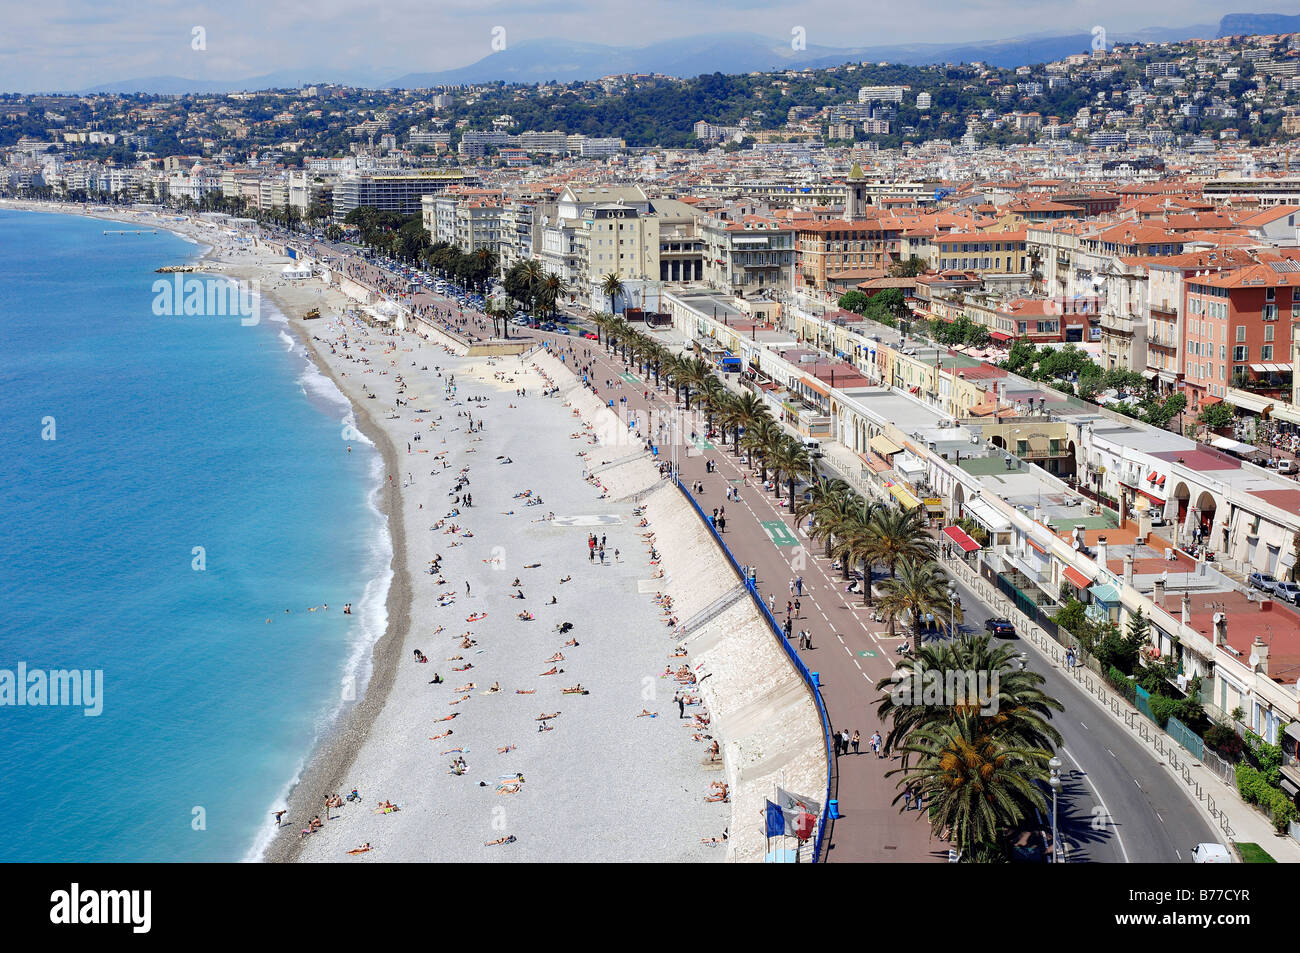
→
(266, 228, 1219, 862)
(526, 327, 1218, 862)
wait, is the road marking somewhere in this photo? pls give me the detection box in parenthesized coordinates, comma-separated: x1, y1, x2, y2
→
(1060, 747, 1132, 864)
(1107, 747, 1116, 758)
(1079, 722, 1088, 730)
(759, 521, 799, 547)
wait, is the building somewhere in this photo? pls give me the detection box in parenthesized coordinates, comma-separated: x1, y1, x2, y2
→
(332, 170, 478, 221)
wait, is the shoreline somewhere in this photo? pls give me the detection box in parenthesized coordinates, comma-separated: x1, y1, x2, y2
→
(3, 200, 734, 861)
(0, 201, 411, 863)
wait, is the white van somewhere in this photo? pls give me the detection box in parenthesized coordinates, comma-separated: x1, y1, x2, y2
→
(802, 438, 823, 458)
(1279, 459, 1294, 475)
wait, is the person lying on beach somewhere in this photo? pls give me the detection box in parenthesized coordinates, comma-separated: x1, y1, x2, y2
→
(485, 682, 501, 694)
(705, 787, 730, 803)
(436, 713, 458, 722)
(346, 843, 372, 855)
(637, 710, 658, 718)
(511, 590, 525, 600)
(467, 613, 487, 622)
(497, 744, 517, 754)
(538, 666, 561, 676)
(536, 712, 560, 720)
(559, 575, 572, 584)
(524, 562, 541, 569)
(564, 637, 579, 647)
(562, 685, 587, 695)
(413, 649, 427, 663)
(453, 681, 475, 692)
(452, 663, 472, 672)
(518, 611, 534, 621)
(485, 836, 516, 846)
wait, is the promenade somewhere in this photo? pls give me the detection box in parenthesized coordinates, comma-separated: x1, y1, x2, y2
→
(533, 331, 949, 862)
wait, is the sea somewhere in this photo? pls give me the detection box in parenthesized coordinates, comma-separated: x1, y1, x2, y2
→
(0, 208, 390, 861)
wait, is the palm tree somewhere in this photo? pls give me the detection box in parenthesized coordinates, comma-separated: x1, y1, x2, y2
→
(769, 435, 812, 512)
(886, 714, 1051, 862)
(797, 477, 858, 560)
(876, 634, 1064, 757)
(729, 389, 769, 458)
(601, 273, 625, 315)
(698, 376, 726, 437)
(828, 500, 880, 598)
(876, 557, 953, 653)
(741, 416, 779, 479)
(865, 507, 936, 582)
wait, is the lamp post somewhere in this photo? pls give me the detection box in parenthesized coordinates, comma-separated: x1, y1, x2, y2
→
(948, 585, 958, 640)
(1048, 756, 1063, 863)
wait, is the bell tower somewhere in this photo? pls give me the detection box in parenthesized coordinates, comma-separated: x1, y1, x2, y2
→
(843, 162, 869, 221)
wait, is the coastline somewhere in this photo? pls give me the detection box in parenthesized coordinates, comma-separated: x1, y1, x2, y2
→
(3, 200, 740, 861)
(0, 200, 412, 862)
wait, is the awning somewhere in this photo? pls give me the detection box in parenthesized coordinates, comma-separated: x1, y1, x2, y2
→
(1141, 369, 1158, 379)
(1063, 566, 1094, 590)
(886, 482, 921, 511)
(963, 495, 1011, 533)
(1137, 488, 1165, 506)
(1250, 363, 1268, 373)
(869, 434, 903, 456)
(943, 525, 981, 553)
(1027, 537, 1047, 555)
(990, 330, 1012, 342)
(1210, 435, 1261, 456)
(1090, 582, 1120, 602)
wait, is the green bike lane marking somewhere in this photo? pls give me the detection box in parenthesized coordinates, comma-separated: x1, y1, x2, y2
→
(760, 521, 799, 547)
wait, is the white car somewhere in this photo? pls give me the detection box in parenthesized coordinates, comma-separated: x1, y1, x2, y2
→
(1191, 843, 1232, 863)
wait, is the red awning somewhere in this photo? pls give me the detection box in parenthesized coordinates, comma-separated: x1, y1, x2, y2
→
(989, 330, 1012, 342)
(942, 525, 982, 553)
(1157, 475, 1166, 486)
(1147, 472, 1157, 481)
(1026, 538, 1047, 555)
(1063, 566, 1094, 590)
(1137, 488, 1165, 506)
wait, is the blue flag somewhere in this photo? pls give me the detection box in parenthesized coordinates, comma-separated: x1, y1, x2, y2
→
(764, 800, 785, 838)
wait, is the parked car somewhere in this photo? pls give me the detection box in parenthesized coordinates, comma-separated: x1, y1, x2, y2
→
(1191, 843, 1232, 864)
(1249, 571, 1279, 594)
(1274, 581, 1300, 604)
(985, 618, 1016, 638)
(1280, 459, 1295, 475)
(583, 331, 599, 340)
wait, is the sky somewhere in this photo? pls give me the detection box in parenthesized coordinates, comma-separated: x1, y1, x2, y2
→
(1, 0, 1295, 93)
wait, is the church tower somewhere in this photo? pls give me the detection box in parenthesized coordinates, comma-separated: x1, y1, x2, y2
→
(843, 163, 869, 221)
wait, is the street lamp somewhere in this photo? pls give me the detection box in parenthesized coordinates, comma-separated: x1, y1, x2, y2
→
(1048, 756, 1063, 864)
(948, 585, 958, 640)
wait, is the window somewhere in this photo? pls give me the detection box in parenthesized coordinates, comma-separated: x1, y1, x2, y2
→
(1266, 325, 1275, 342)
(1236, 325, 1246, 342)
(1234, 345, 1248, 361)
(1266, 287, 1276, 302)
(1264, 304, 1278, 321)
(1263, 345, 1274, 360)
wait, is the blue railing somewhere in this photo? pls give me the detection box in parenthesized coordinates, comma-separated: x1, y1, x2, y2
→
(672, 477, 835, 862)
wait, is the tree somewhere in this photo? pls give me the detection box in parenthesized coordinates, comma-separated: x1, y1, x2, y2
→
(889, 255, 928, 278)
(838, 289, 871, 313)
(601, 273, 625, 314)
(887, 715, 1051, 862)
(1198, 402, 1235, 429)
(876, 557, 952, 653)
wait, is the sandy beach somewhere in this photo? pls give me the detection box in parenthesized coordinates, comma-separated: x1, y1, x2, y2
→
(2, 199, 824, 862)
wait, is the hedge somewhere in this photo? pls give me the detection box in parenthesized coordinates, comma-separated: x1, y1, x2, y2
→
(1235, 764, 1298, 834)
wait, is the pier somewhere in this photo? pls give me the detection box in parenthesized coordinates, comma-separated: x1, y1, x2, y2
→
(103, 229, 158, 235)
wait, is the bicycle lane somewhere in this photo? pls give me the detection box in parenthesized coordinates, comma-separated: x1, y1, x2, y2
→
(547, 335, 945, 862)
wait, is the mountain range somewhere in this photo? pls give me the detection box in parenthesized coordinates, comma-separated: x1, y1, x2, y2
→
(77, 15, 1268, 96)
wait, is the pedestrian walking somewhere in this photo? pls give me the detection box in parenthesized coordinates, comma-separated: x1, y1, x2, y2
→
(718, 516, 726, 533)
(851, 729, 860, 755)
(675, 694, 685, 719)
(796, 576, 803, 597)
(794, 598, 801, 618)
(903, 787, 913, 811)
(786, 600, 793, 618)
(871, 731, 882, 757)
(833, 731, 843, 757)
(789, 579, 795, 595)
(767, 593, 775, 612)
(840, 729, 850, 755)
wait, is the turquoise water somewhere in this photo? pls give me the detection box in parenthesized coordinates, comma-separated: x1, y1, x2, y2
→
(0, 209, 388, 861)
